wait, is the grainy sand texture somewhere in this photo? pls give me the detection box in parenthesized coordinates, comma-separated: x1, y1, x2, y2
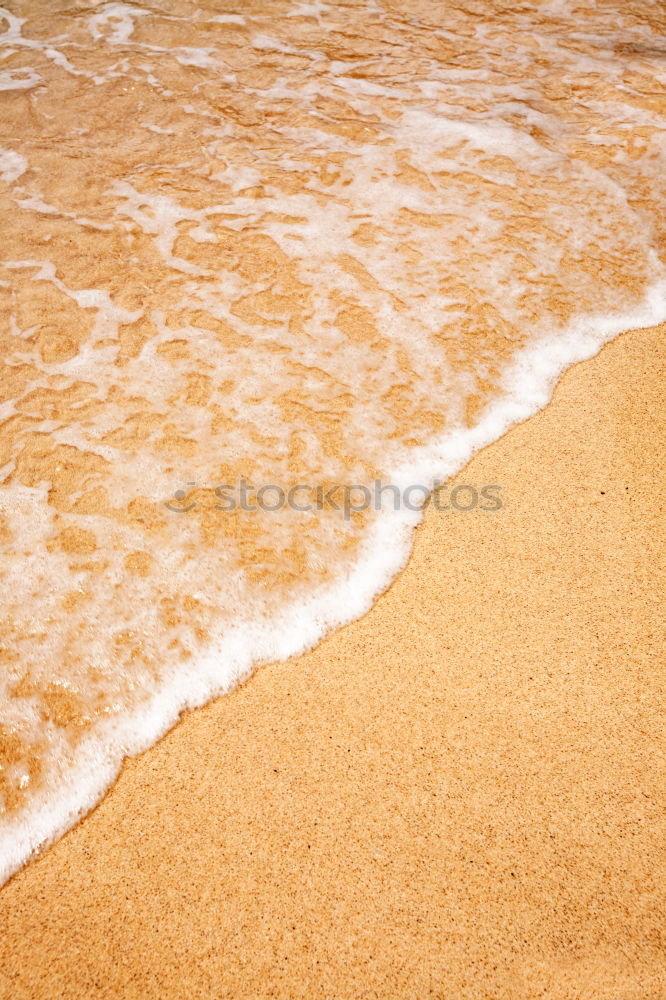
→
(1, 0, 666, 994)
(1, 323, 664, 1000)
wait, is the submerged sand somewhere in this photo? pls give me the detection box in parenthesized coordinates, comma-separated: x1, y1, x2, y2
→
(2, 0, 666, 872)
(1, 323, 664, 999)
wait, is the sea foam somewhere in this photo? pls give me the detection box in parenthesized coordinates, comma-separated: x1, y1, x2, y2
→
(0, 0, 665, 885)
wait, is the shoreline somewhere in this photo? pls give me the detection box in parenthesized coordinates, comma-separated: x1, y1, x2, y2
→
(5, 291, 666, 890)
(2, 322, 665, 999)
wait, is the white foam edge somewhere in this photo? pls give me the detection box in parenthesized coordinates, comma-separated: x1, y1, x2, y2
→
(2, 278, 666, 886)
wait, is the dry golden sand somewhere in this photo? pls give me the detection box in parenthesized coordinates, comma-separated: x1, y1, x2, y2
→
(1, 323, 665, 998)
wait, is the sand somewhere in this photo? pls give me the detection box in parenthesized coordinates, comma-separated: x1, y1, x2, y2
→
(1, 322, 665, 999)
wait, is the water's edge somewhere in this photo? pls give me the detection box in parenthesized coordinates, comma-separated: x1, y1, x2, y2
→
(2, 283, 664, 887)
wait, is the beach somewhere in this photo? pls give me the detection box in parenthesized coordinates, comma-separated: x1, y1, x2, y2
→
(2, 0, 666, 994)
(2, 321, 664, 999)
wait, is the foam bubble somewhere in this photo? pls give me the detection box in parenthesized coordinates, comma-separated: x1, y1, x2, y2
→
(0, 0, 665, 885)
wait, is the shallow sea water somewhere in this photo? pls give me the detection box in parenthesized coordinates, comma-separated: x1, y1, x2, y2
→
(0, 0, 665, 882)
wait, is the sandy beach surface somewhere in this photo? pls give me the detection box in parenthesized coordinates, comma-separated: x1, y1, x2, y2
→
(1, 322, 664, 999)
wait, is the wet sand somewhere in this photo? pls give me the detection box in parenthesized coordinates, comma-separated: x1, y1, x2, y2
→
(1, 322, 665, 999)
